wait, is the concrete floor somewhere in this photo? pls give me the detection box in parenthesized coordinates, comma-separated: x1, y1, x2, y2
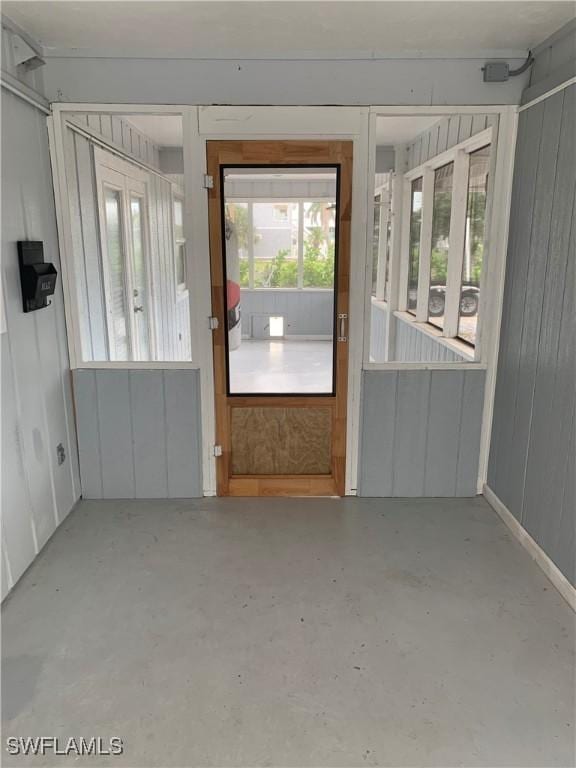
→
(2, 497, 574, 767)
(229, 339, 333, 393)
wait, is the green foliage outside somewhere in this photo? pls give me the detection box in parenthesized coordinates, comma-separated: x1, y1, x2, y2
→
(228, 200, 335, 289)
(250, 237, 335, 289)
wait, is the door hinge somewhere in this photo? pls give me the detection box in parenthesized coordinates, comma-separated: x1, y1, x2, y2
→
(213, 445, 223, 457)
(203, 174, 214, 189)
(208, 316, 219, 330)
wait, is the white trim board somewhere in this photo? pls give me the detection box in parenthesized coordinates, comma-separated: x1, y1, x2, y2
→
(483, 485, 576, 613)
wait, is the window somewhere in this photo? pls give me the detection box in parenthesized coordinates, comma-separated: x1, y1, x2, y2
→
(428, 162, 454, 329)
(62, 112, 191, 364)
(173, 195, 187, 293)
(458, 145, 489, 345)
(400, 136, 492, 352)
(225, 202, 250, 288)
(371, 185, 391, 301)
(371, 193, 381, 296)
(253, 202, 299, 288)
(303, 201, 335, 288)
(272, 204, 289, 222)
(407, 177, 423, 313)
(225, 198, 336, 290)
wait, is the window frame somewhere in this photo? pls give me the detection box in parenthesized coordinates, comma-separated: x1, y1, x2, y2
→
(371, 175, 392, 302)
(225, 196, 336, 291)
(398, 127, 493, 357)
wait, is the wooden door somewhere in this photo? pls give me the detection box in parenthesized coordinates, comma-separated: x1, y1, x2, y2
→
(207, 141, 352, 496)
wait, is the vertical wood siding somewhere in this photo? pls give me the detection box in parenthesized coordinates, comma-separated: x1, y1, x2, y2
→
(1, 90, 81, 598)
(406, 113, 497, 171)
(523, 21, 576, 105)
(359, 370, 485, 497)
(67, 113, 161, 169)
(488, 84, 575, 585)
(73, 369, 203, 499)
(369, 300, 388, 362)
(394, 315, 468, 362)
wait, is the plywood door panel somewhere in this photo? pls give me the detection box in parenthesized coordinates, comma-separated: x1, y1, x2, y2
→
(230, 407, 332, 475)
(207, 140, 352, 496)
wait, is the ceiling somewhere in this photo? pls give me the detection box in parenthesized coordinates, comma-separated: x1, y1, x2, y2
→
(4, 2, 573, 57)
(375, 115, 441, 145)
(125, 115, 183, 146)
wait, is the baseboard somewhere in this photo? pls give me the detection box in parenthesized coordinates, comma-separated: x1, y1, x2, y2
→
(483, 484, 576, 612)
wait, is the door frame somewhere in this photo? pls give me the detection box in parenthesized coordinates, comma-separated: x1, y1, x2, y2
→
(206, 140, 352, 496)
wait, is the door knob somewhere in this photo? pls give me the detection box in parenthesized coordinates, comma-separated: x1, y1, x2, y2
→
(134, 305, 144, 313)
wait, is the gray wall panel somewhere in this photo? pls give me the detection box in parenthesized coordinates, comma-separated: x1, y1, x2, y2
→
(488, 83, 576, 586)
(506, 91, 563, 517)
(393, 371, 431, 497)
(358, 371, 397, 496)
(489, 101, 545, 513)
(164, 370, 203, 498)
(73, 369, 202, 499)
(97, 370, 135, 498)
(359, 369, 485, 497)
(455, 370, 486, 497)
(73, 370, 103, 499)
(131, 371, 169, 498)
(424, 371, 463, 497)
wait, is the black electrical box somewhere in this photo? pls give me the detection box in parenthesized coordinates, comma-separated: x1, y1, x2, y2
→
(17, 241, 58, 313)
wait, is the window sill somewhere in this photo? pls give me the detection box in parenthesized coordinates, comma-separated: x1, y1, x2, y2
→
(371, 296, 388, 310)
(393, 311, 476, 361)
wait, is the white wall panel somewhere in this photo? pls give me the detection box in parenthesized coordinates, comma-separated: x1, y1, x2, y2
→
(1, 89, 80, 597)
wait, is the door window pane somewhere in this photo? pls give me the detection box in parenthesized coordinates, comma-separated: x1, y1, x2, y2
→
(458, 145, 490, 345)
(104, 187, 129, 360)
(428, 162, 454, 329)
(303, 201, 335, 288)
(223, 167, 338, 394)
(407, 177, 423, 312)
(130, 196, 150, 360)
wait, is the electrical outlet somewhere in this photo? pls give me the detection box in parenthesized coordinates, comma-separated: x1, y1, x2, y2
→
(56, 443, 66, 466)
